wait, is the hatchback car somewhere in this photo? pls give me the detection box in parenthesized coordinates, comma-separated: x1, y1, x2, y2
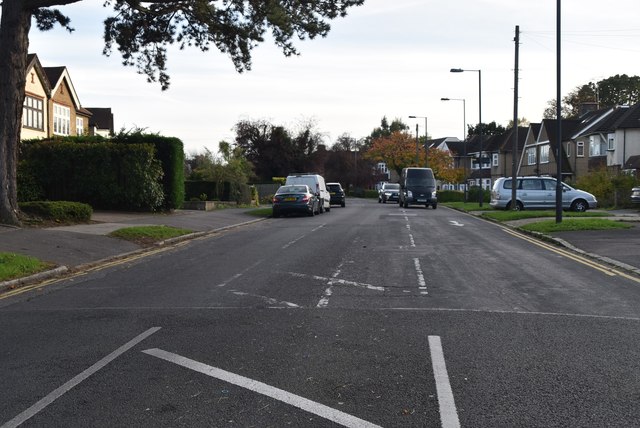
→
(272, 185, 318, 217)
(327, 182, 346, 207)
(490, 177, 597, 212)
(632, 187, 640, 205)
(378, 182, 400, 203)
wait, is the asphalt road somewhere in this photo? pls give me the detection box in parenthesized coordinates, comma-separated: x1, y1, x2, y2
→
(2, 199, 640, 427)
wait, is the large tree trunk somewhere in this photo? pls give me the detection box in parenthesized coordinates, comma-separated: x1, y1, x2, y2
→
(0, 0, 31, 226)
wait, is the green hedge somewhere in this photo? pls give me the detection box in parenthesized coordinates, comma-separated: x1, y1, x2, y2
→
(114, 133, 185, 210)
(19, 140, 164, 210)
(20, 201, 92, 222)
(437, 190, 465, 202)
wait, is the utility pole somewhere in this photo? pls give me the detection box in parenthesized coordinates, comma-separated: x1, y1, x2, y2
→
(555, 0, 563, 223)
(511, 25, 520, 210)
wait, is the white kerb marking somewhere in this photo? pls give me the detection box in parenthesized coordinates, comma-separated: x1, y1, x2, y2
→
(3, 328, 161, 428)
(143, 348, 381, 428)
(428, 336, 461, 428)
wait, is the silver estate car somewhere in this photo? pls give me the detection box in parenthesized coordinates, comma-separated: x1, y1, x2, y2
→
(490, 177, 597, 212)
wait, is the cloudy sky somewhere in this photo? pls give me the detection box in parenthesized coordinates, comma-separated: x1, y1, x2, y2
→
(26, 0, 640, 155)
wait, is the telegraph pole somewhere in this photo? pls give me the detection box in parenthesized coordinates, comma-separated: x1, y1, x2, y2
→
(511, 25, 520, 209)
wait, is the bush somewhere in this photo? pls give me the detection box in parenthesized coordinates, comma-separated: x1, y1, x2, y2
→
(19, 201, 92, 223)
(468, 186, 490, 203)
(437, 190, 465, 202)
(576, 167, 639, 208)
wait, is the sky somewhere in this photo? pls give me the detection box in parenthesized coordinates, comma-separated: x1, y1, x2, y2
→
(25, 0, 640, 156)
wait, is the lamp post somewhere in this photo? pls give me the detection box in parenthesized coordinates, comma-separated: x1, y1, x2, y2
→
(441, 97, 467, 200)
(450, 68, 483, 206)
(408, 115, 428, 167)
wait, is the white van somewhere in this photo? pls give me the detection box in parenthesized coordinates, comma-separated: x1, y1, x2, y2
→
(285, 173, 331, 213)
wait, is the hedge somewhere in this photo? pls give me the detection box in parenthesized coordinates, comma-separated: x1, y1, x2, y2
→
(19, 140, 164, 210)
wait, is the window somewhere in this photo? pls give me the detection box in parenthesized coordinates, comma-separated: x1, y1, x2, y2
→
(589, 135, 606, 157)
(22, 95, 44, 130)
(540, 145, 550, 163)
(577, 141, 584, 157)
(527, 147, 536, 165)
(53, 104, 70, 136)
(76, 117, 84, 136)
(522, 179, 542, 190)
(492, 153, 499, 167)
(566, 142, 571, 158)
(608, 135, 615, 151)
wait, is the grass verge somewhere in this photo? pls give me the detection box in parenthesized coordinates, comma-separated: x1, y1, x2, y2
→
(109, 225, 193, 247)
(245, 207, 274, 217)
(442, 202, 494, 212)
(520, 218, 633, 233)
(482, 210, 607, 222)
(0, 252, 54, 282)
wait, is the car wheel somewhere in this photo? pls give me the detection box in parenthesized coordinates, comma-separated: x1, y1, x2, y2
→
(571, 199, 588, 212)
(378, 198, 381, 203)
(272, 210, 280, 218)
(432, 203, 437, 209)
(326, 205, 331, 212)
(341, 201, 345, 207)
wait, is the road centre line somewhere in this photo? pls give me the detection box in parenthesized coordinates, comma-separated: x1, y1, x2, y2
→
(216, 260, 264, 288)
(428, 336, 461, 428)
(2, 327, 161, 428)
(501, 228, 621, 278)
(414, 258, 427, 294)
(317, 263, 344, 308)
(143, 348, 382, 428)
(230, 290, 300, 308)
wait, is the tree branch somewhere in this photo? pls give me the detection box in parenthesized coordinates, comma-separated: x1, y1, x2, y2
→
(24, 0, 82, 9)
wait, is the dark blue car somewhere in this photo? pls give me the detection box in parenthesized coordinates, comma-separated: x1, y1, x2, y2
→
(272, 185, 318, 217)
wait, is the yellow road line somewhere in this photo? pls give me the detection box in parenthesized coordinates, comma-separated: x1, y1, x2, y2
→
(0, 242, 189, 300)
(502, 228, 640, 284)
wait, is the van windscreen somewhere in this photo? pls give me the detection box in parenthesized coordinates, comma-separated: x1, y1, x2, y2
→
(406, 169, 435, 186)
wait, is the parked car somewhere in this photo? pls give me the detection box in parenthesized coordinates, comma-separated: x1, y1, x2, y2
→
(327, 182, 346, 207)
(285, 173, 330, 213)
(398, 167, 437, 209)
(490, 177, 597, 212)
(272, 185, 318, 217)
(632, 187, 640, 205)
(378, 182, 400, 203)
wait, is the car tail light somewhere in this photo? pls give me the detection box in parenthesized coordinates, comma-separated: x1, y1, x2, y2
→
(301, 195, 310, 202)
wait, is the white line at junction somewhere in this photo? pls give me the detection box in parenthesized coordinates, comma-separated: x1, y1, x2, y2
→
(143, 348, 382, 428)
(2, 327, 161, 428)
(428, 336, 461, 428)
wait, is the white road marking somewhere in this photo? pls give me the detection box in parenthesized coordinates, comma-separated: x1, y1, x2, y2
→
(282, 224, 326, 249)
(413, 258, 427, 294)
(143, 348, 382, 428)
(317, 263, 343, 308)
(3, 328, 161, 428)
(409, 234, 416, 248)
(216, 260, 264, 287)
(449, 220, 464, 227)
(428, 336, 461, 428)
(230, 290, 300, 308)
(288, 272, 385, 292)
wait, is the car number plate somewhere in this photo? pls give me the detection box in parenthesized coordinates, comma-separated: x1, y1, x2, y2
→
(284, 197, 297, 201)
(417, 199, 426, 203)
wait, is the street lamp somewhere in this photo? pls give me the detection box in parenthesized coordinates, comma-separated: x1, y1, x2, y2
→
(408, 115, 428, 167)
(450, 68, 483, 206)
(441, 97, 467, 200)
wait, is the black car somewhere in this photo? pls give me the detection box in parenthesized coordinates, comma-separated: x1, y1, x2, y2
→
(327, 182, 346, 207)
(272, 185, 318, 217)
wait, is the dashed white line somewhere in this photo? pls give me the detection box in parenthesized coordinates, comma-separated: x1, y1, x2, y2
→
(288, 272, 385, 292)
(413, 258, 427, 294)
(282, 224, 325, 249)
(143, 348, 382, 428)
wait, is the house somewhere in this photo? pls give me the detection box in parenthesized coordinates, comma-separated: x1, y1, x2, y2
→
(429, 137, 465, 191)
(518, 103, 640, 182)
(465, 134, 492, 190)
(85, 107, 115, 137)
(21, 54, 115, 140)
(489, 126, 528, 183)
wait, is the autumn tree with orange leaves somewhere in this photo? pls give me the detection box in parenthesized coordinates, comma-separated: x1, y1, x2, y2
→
(365, 131, 464, 185)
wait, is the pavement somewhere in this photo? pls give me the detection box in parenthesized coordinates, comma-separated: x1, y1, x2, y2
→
(0, 208, 267, 291)
(1, 206, 640, 292)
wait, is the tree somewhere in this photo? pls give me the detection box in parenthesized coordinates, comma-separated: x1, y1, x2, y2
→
(0, 0, 364, 225)
(466, 121, 506, 137)
(543, 74, 640, 119)
(365, 131, 421, 178)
